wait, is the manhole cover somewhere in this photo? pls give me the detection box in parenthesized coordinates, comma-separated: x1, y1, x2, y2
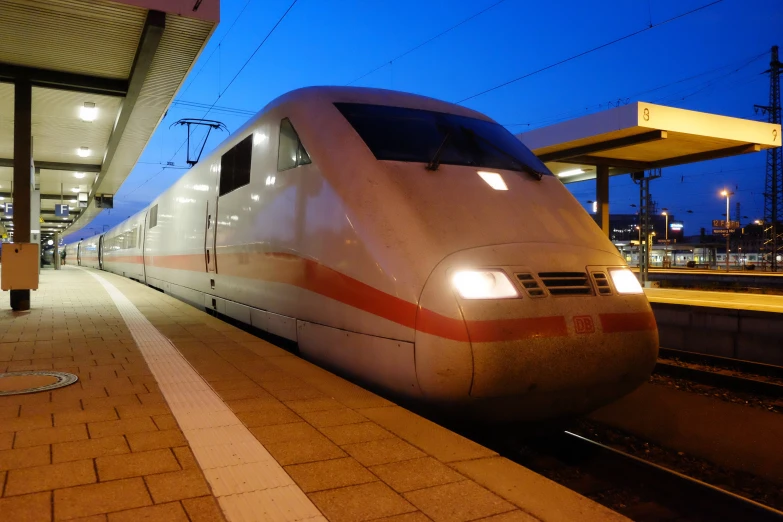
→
(0, 371, 79, 396)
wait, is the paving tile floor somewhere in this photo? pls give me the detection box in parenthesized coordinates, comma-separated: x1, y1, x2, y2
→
(0, 267, 627, 522)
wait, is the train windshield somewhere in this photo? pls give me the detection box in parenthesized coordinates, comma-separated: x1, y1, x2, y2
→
(334, 102, 551, 176)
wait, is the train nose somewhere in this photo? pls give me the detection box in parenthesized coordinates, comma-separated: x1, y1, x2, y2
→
(414, 242, 659, 420)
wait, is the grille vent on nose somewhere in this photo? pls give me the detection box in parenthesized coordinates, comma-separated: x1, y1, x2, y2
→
(537, 272, 592, 296)
(591, 272, 613, 295)
(515, 273, 546, 297)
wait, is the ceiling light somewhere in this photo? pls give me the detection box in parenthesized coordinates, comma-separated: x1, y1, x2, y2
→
(557, 168, 585, 178)
(74, 172, 86, 179)
(77, 147, 90, 157)
(71, 188, 79, 193)
(477, 171, 508, 191)
(80, 102, 97, 122)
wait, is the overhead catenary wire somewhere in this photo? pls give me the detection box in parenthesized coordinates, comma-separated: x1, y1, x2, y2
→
(177, 0, 255, 100)
(457, 0, 724, 104)
(347, 0, 510, 86)
(122, 0, 300, 200)
(502, 50, 768, 129)
(170, 99, 257, 117)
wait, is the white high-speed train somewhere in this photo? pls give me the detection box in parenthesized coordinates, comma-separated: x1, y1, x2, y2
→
(65, 87, 658, 421)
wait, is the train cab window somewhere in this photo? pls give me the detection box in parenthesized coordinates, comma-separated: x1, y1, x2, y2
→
(220, 135, 253, 196)
(277, 118, 311, 171)
(149, 205, 158, 229)
(334, 102, 551, 176)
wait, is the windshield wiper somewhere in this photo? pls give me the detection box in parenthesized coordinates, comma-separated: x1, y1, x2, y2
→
(461, 127, 543, 180)
(426, 131, 451, 171)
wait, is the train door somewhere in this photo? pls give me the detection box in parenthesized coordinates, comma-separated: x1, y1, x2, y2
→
(139, 216, 147, 283)
(98, 236, 104, 270)
(205, 199, 217, 273)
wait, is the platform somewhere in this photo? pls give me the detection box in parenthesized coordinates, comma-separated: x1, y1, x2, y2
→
(645, 288, 783, 365)
(0, 267, 624, 522)
(645, 287, 783, 313)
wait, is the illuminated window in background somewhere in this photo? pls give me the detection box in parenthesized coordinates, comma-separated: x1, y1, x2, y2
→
(277, 118, 311, 172)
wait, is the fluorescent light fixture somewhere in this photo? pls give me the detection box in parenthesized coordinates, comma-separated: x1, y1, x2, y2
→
(592, 201, 597, 213)
(77, 147, 90, 157)
(193, 184, 209, 191)
(557, 168, 584, 178)
(609, 268, 643, 294)
(71, 188, 80, 193)
(74, 172, 86, 179)
(80, 102, 97, 122)
(451, 270, 518, 299)
(477, 171, 508, 191)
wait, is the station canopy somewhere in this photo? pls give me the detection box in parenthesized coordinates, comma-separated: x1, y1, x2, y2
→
(0, 0, 219, 238)
(518, 102, 781, 183)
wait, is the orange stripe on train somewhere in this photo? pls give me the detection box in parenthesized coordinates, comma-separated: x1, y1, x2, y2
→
(124, 251, 652, 340)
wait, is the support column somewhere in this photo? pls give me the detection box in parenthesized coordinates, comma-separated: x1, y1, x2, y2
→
(54, 233, 60, 270)
(12, 78, 32, 311)
(596, 164, 610, 236)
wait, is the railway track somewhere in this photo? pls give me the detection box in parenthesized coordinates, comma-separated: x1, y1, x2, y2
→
(479, 429, 783, 522)
(655, 348, 783, 398)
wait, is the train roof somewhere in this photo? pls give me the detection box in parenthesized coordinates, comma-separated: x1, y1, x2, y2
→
(262, 86, 494, 122)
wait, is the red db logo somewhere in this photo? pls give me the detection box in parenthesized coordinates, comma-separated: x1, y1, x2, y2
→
(573, 316, 595, 334)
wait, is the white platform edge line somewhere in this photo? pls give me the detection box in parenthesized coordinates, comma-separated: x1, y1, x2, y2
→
(81, 268, 323, 522)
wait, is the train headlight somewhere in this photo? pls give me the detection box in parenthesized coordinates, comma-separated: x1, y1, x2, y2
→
(609, 268, 643, 294)
(451, 270, 518, 299)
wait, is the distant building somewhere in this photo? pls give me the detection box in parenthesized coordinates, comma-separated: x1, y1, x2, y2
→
(590, 213, 684, 244)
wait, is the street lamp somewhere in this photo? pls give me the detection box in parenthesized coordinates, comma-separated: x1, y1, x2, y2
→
(661, 208, 668, 268)
(721, 189, 734, 272)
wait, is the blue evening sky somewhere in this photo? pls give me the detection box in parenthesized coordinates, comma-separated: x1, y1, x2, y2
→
(70, 0, 783, 240)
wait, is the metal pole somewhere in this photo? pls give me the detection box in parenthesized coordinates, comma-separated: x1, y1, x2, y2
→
(662, 210, 668, 268)
(639, 178, 645, 283)
(726, 193, 730, 272)
(638, 224, 642, 269)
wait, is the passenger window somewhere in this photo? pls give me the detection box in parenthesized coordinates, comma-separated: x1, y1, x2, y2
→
(277, 118, 311, 171)
(150, 205, 158, 229)
(219, 135, 253, 196)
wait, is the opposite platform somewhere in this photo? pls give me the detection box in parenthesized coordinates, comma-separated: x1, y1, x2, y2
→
(645, 287, 783, 313)
(0, 266, 626, 522)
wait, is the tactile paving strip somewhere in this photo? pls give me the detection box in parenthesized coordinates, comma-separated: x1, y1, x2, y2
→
(84, 269, 326, 522)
